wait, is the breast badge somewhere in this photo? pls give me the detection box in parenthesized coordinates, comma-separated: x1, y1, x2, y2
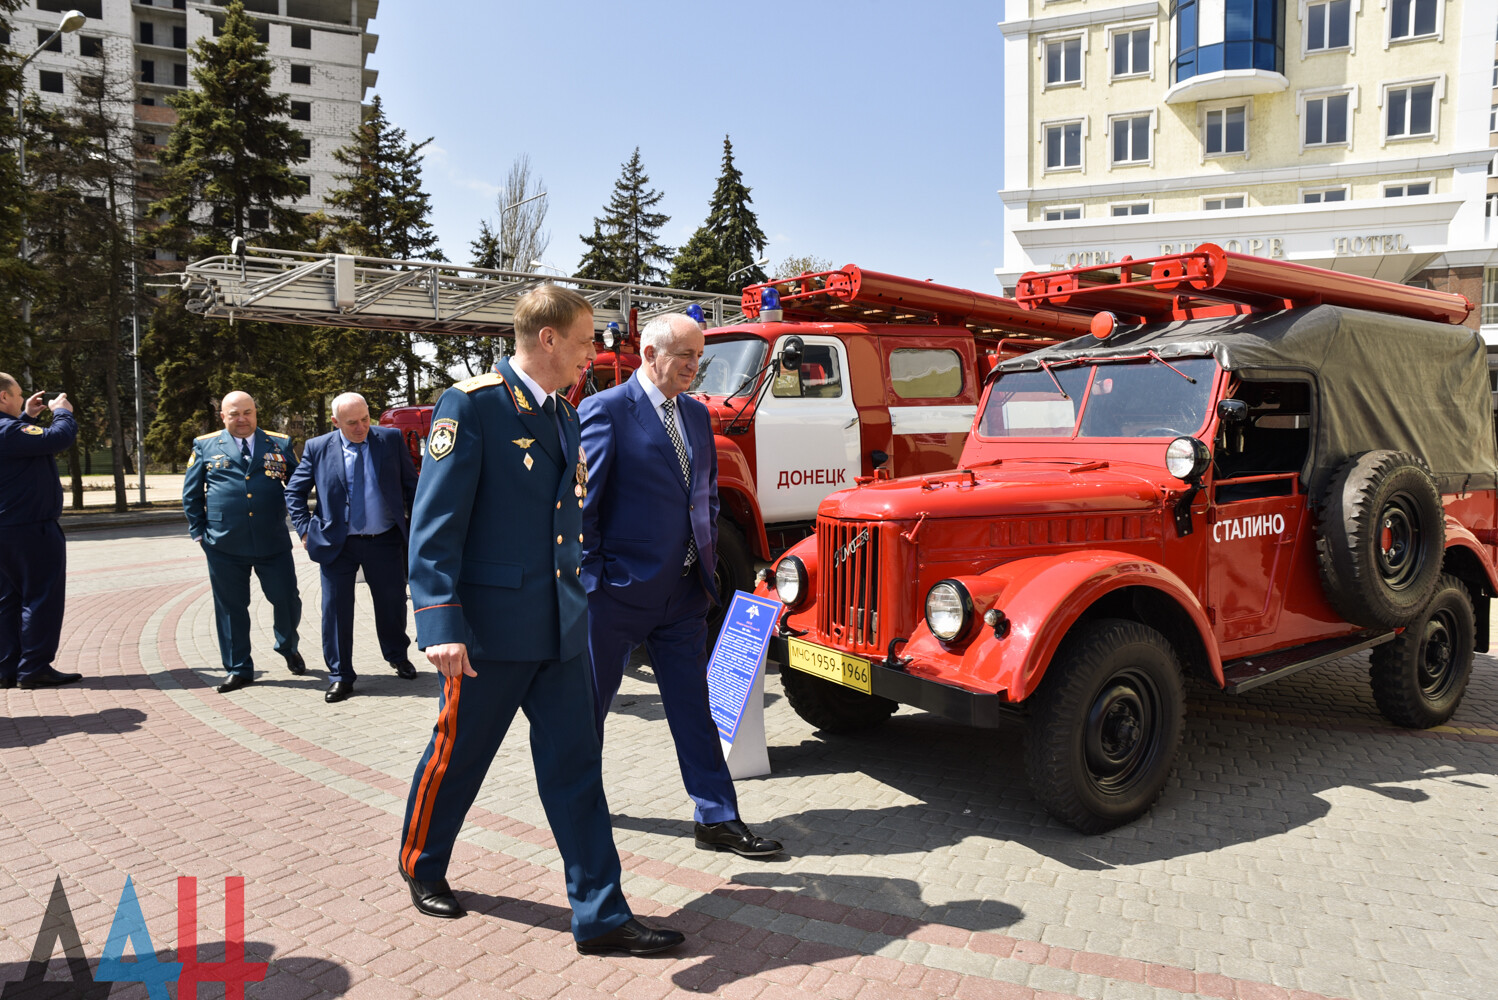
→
(575, 449, 588, 499)
(263, 451, 287, 482)
(512, 437, 535, 449)
(428, 417, 458, 461)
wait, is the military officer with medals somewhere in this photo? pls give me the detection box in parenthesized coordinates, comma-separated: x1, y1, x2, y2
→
(182, 390, 306, 693)
(398, 283, 684, 956)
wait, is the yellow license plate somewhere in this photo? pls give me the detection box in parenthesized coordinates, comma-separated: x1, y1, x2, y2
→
(786, 638, 872, 695)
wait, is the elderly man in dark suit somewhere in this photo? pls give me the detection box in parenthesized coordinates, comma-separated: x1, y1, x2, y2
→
(183, 390, 304, 694)
(396, 284, 683, 956)
(580, 313, 782, 858)
(285, 392, 419, 704)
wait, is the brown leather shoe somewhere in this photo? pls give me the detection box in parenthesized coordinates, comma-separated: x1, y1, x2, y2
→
(577, 918, 684, 956)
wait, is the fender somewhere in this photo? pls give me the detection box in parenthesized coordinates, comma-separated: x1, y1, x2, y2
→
(899, 550, 1221, 702)
(715, 434, 771, 559)
(1443, 516, 1498, 593)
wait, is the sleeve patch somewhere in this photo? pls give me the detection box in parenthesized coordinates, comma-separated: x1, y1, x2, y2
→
(428, 418, 458, 460)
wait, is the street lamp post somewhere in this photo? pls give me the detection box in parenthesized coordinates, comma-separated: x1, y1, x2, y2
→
(530, 260, 568, 276)
(727, 256, 771, 285)
(496, 190, 546, 270)
(14, 9, 87, 391)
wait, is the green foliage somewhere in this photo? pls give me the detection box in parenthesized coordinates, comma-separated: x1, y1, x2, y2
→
(0, 1, 36, 367)
(774, 254, 835, 280)
(575, 147, 671, 285)
(670, 137, 767, 294)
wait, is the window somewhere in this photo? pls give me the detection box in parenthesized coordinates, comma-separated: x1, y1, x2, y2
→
(173, 62, 187, 86)
(1304, 92, 1349, 145)
(295, 137, 311, 158)
(289, 101, 311, 121)
(1484, 267, 1498, 326)
(1044, 121, 1083, 170)
(1112, 26, 1150, 76)
(1389, 0, 1436, 39)
(0, 27, 8, 45)
(291, 25, 312, 48)
(290, 63, 311, 85)
(1384, 181, 1431, 196)
(1486, 194, 1498, 217)
(139, 96, 155, 106)
(138, 22, 153, 45)
(140, 131, 156, 146)
(1491, 104, 1497, 132)
(1045, 36, 1082, 85)
(173, 26, 186, 48)
(890, 350, 963, 399)
(248, 208, 269, 230)
(1205, 105, 1246, 155)
(1204, 195, 1246, 210)
(80, 35, 102, 57)
(772, 344, 843, 398)
(1044, 206, 1081, 221)
(1111, 202, 1149, 216)
(1306, 0, 1351, 50)
(294, 175, 311, 195)
(1302, 187, 1347, 202)
(39, 71, 63, 93)
(1385, 82, 1435, 139)
(140, 59, 154, 83)
(1111, 113, 1151, 164)
(1493, 59, 1497, 87)
(36, 28, 62, 52)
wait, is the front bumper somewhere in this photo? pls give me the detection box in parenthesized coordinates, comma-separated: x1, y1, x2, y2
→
(766, 636, 1024, 729)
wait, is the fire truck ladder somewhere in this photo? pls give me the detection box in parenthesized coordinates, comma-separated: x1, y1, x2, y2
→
(177, 246, 748, 336)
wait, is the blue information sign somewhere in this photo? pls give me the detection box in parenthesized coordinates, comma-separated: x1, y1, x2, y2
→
(706, 591, 783, 744)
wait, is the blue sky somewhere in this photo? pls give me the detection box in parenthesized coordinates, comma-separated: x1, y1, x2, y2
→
(369, 1, 1006, 291)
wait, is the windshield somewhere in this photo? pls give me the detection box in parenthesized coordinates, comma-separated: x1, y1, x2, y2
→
(690, 337, 767, 396)
(978, 357, 1218, 438)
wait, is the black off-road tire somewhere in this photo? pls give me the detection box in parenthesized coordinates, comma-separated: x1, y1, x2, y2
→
(1369, 573, 1475, 728)
(1024, 619, 1185, 833)
(1315, 451, 1444, 629)
(708, 519, 754, 638)
(781, 664, 897, 734)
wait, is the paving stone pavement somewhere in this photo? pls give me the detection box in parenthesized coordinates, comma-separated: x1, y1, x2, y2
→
(1, 521, 1495, 1000)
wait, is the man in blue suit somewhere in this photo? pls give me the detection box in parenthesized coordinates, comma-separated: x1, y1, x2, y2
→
(580, 313, 782, 859)
(183, 390, 305, 694)
(396, 284, 683, 956)
(285, 392, 419, 704)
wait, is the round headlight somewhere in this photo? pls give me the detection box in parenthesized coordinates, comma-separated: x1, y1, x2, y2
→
(775, 556, 807, 608)
(1165, 436, 1210, 482)
(925, 580, 973, 642)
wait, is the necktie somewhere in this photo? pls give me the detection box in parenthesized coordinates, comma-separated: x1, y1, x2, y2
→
(542, 395, 562, 448)
(660, 398, 697, 570)
(239, 437, 251, 465)
(349, 442, 366, 534)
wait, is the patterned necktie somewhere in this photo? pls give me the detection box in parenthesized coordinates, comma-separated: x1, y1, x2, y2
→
(239, 437, 251, 466)
(349, 441, 366, 534)
(660, 398, 697, 570)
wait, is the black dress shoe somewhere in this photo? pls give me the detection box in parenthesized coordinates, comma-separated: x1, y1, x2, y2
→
(283, 651, 307, 676)
(217, 673, 254, 694)
(577, 918, 685, 956)
(389, 658, 417, 680)
(399, 869, 462, 918)
(325, 680, 354, 703)
(0, 676, 15, 689)
(694, 819, 783, 858)
(20, 667, 83, 690)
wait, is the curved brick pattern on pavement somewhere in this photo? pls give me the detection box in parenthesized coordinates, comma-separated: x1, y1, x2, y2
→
(0, 523, 1495, 1000)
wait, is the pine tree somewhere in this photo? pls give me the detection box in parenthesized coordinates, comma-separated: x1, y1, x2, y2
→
(669, 137, 767, 293)
(0, 1, 39, 380)
(142, 1, 313, 463)
(576, 148, 671, 285)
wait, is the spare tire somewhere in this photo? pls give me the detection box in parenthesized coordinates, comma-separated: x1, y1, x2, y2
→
(1315, 451, 1444, 628)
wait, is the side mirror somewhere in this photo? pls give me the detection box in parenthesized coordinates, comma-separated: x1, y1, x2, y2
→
(870, 449, 889, 469)
(1217, 398, 1249, 425)
(779, 336, 804, 372)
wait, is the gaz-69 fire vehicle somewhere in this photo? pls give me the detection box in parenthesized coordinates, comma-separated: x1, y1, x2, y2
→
(758, 244, 1489, 832)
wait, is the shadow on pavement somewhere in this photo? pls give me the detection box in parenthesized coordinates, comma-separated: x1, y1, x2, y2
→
(0, 708, 147, 748)
(0, 943, 350, 998)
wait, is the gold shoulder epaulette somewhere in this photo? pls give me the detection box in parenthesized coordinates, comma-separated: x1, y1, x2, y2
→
(454, 372, 505, 394)
(265, 430, 290, 439)
(194, 431, 219, 441)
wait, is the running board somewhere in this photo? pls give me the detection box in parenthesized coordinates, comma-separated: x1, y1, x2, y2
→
(1222, 629, 1395, 694)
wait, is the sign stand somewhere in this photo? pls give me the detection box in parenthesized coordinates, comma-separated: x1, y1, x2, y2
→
(705, 591, 783, 780)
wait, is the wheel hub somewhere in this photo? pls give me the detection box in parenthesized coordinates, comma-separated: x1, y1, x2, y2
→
(1085, 679, 1154, 785)
(1377, 497, 1421, 590)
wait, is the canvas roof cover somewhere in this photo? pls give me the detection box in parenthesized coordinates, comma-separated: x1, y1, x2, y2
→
(992, 304, 1497, 493)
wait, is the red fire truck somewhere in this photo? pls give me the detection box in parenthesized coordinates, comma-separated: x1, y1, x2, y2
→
(758, 244, 1488, 832)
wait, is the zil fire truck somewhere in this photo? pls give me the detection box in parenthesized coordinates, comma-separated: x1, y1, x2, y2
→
(757, 243, 1490, 832)
(178, 248, 1093, 620)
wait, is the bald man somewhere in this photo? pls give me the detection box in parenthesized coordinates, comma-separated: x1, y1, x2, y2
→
(285, 392, 418, 703)
(182, 391, 305, 693)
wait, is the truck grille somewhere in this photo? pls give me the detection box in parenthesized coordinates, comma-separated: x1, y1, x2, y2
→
(817, 518, 888, 655)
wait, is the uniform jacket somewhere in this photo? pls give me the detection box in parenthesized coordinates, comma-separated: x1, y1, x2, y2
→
(579, 375, 718, 610)
(182, 427, 299, 557)
(408, 356, 588, 662)
(285, 425, 417, 565)
(0, 409, 76, 526)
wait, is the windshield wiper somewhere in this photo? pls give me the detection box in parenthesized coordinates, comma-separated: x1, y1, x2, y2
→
(1038, 359, 1069, 399)
(1147, 350, 1197, 383)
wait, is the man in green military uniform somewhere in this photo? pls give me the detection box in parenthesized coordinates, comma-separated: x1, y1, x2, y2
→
(183, 390, 306, 693)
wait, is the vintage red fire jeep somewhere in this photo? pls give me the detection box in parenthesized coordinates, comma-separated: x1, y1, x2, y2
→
(759, 244, 1491, 832)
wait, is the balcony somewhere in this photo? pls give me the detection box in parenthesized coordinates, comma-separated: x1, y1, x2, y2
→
(1164, 67, 1288, 104)
(1166, 0, 1286, 104)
